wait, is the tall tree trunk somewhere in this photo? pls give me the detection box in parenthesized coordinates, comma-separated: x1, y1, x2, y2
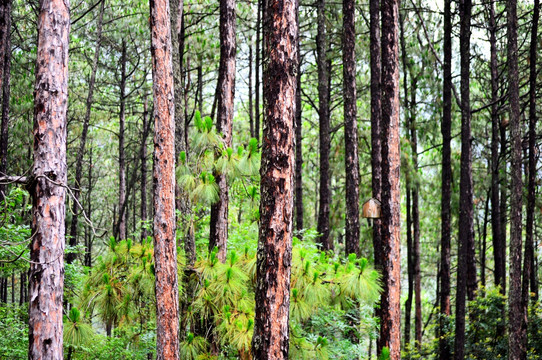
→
(523, 0, 539, 306)
(149, 0, 180, 357)
(118, 39, 127, 241)
(67, 0, 104, 263)
(370, 0, 383, 351)
(251, 0, 297, 357)
(507, 0, 524, 357)
(343, 0, 360, 258)
(488, 0, 505, 295)
(380, 0, 401, 357)
(141, 97, 148, 242)
(405, 186, 413, 349)
(0, 0, 11, 203)
(171, 0, 194, 265)
(84, 144, 93, 268)
(454, 0, 474, 357)
(410, 80, 422, 352)
(294, 0, 303, 237)
(209, 0, 236, 263)
(316, 0, 331, 251)
(28, 0, 69, 358)
(255, 0, 260, 142)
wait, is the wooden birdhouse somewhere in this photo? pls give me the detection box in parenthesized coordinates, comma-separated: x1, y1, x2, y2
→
(362, 198, 381, 219)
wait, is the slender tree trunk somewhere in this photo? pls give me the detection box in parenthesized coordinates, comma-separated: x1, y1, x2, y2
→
(118, 40, 127, 241)
(141, 97, 148, 242)
(0, 0, 11, 203)
(251, 0, 297, 357)
(249, 42, 254, 138)
(84, 144, 93, 268)
(19, 271, 24, 305)
(255, 0, 260, 143)
(380, 0, 401, 357)
(370, 0, 383, 351)
(488, 0, 505, 295)
(28, 0, 69, 358)
(405, 186, 413, 350)
(524, 0, 539, 304)
(316, 0, 331, 251)
(171, 0, 195, 265)
(480, 192, 489, 290)
(209, 0, 236, 263)
(149, 0, 180, 357)
(294, 0, 303, 237)
(410, 81, 422, 351)
(507, 0, 525, 357)
(343, 0, 360, 258)
(499, 124, 507, 295)
(454, 0, 474, 357)
(67, 0, 104, 263)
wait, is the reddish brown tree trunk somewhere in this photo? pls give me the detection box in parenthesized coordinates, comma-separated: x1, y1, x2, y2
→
(150, 0, 180, 357)
(251, 0, 297, 357)
(380, 0, 401, 357)
(209, 0, 236, 262)
(507, 0, 525, 357)
(343, 0, 360, 258)
(316, 0, 331, 251)
(454, 0, 474, 357)
(67, 0, 104, 263)
(28, 0, 70, 358)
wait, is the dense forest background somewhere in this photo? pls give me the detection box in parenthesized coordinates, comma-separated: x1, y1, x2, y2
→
(0, 0, 541, 359)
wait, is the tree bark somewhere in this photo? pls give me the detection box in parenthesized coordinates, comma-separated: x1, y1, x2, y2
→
(454, 0, 474, 357)
(251, 0, 297, 357)
(209, 0, 236, 263)
(405, 186, 413, 349)
(149, 0, 180, 357)
(343, 0, 360, 258)
(117, 39, 127, 241)
(28, 0, 70, 358)
(439, 2, 452, 359)
(0, 0, 11, 203)
(316, 0, 331, 251)
(67, 0, 104, 263)
(507, 0, 525, 357)
(523, 0, 539, 304)
(380, 0, 401, 357)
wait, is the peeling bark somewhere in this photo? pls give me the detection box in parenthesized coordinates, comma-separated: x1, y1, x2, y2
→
(380, 0, 401, 357)
(251, 0, 297, 358)
(28, 0, 70, 358)
(150, 0, 180, 357)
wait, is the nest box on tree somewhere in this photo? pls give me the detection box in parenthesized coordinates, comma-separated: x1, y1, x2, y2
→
(362, 198, 381, 225)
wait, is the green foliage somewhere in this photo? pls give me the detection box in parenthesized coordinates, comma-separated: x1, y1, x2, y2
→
(0, 304, 28, 360)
